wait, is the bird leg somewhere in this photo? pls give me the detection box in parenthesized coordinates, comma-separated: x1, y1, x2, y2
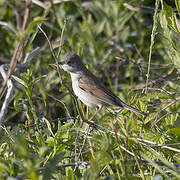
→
(88, 106, 102, 121)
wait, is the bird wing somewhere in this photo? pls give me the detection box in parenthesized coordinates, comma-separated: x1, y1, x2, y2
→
(78, 70, 148, 116)
(78, 71, 124, 107)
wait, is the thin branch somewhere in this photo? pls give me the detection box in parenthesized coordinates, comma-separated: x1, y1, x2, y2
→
(151, 97, 180, 128)
(0, 47, 41, 123)
(136, 137, 180, 153)
(0, 41, 23, 96)
(73, 125, 90, 173)
(37, 21, 75, 102)
(151, 112, 180, 128)
(57, 18, 67, 59)
(1, 0, 32, 95)
(145, 0, 160, 93)
(0, 77, 14, 123)
(48, 94, 71, 118)
(37, 24, 63, 84)
(0, 124, 14, 142)
(16, 161, 89, 179)
(135, 87, 174, 96)
(83, 120, 180, 153)
(22, 0, 31, 30)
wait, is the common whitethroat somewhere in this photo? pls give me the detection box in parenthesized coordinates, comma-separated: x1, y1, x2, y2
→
(59, 52, 148, 116)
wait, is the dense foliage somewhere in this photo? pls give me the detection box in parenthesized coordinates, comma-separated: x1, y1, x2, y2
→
(0, 0, 179, 179)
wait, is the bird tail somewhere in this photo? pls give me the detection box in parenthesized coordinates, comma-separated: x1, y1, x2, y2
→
(121, 102, 148, 116)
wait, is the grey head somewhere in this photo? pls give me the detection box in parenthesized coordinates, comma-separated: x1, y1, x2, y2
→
(59, 52, 85, 73)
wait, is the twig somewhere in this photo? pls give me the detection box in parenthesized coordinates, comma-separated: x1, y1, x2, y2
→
(0, 67, 14, 123)
(83, 120, 180, 153)
(73, 99, 86, 175)
(16, 161, 89, 179)
(84, 120, 138, 157)
(22, 0, 31, 30)
(73, 98, 84, 127)
(48, 94, 71, 118)
(73, 125, 90, 173)
(0, 41, 24, 96)
(0, 124, 14, 142)
(37, 24, 63, 84)
(136, 137, 180, 153)
(16, 47, 41, 68)
(151, 97, 180, 128)
(151, 112, 180, 128)
(32, 0, 48, 9)
(0, 21, 17, 34)
(57, 18, 67, 59)
(37, 20, 76, 104)
(158, 96, 180, 113)
(135, 87, 174, 96)
(145, 0, 160, 93)
(0, 0, 32, 96)
(0, 47, 41, 123)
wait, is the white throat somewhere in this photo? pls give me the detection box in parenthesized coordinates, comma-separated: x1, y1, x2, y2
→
(69, 72, 94, 107)
(69, 72, 81, 96)
(70, 72, 80, 82)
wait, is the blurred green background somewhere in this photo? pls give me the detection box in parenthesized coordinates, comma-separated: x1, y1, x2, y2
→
(0, 0, 179, 179)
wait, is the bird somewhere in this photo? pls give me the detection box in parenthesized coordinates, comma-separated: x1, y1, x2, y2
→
(59, 52, 148, 118)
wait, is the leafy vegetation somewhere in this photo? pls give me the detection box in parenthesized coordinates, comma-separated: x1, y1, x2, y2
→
(0, 0, 179, 179)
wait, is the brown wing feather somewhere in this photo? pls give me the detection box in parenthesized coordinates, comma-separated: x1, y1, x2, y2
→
(78, 70, 124, 107)
(78, 69, 148, 116)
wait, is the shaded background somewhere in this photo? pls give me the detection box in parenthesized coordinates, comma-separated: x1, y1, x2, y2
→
(0, 0, 179, 179)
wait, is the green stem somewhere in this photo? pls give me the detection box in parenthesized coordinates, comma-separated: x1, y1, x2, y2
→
(145, 0, 160, 93)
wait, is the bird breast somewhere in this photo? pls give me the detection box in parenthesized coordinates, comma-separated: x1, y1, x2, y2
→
(70, 73, 101, 107)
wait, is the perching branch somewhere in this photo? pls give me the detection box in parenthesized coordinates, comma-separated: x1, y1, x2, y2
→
(83, 120, 180, 153)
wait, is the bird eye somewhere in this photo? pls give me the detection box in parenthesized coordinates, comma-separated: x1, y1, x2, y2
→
(67, 60, 72, 65)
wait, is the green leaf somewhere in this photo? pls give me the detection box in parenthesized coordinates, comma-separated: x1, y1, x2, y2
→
(95, 151, 112, 167)
(71, 33, 79, 47)
(12, 75, 27, 88)
(46, 137, 55, 146)
(165, 113, 178, 126)
(167, 127, 180, 136)
(67, 168, 74, 180)
(175, 0, 180, 16)
(0, 160, 9, 172)
(19, 17, 47, 39)
(143, 132, 165, 144)
(44, 117, 55, 137)
(162, 2, 180, 35)
(159, 11, 180, 68)
(144, 112, 156, 124)
(140, 153, 169, 178)
(14, 93, 28, 112)
(27, 17, 47, 31)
